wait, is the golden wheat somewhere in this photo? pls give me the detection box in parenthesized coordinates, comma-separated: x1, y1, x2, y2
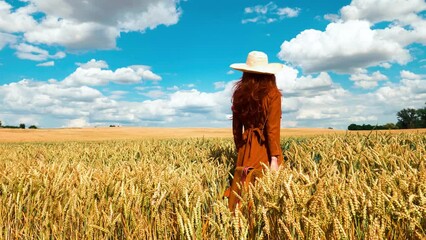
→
(0, 132, 425, 239)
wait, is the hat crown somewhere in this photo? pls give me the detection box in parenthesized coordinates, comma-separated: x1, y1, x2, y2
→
(246, 51, 268, 67)
(230, 50, 282, 74)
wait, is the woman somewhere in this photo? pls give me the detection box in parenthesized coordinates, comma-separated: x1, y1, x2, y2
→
(226, 51, 284, 211)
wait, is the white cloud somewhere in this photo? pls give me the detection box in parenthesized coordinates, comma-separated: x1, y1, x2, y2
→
(244, 3, 271, 15)
(0, 79, 104, 115)
(14, 43, 66, 61)
(0, 68, 235, 128)
(375, 72, 426, 106)
(28, 0, 181, 32)
(350, 70, 388, 89)
(400, 70, 423, 80)
(169, 89, 217, 110)
(0, 1, 37, 32)
(242, 17, 261, 24)
(379, 62, 391, 69)
(131, 66, 162, 81)
(279, 20, 411, 73)
(376, 18, 426, 46)
(0, 32, 16, 49)
(277, 7, 300, 18)
(273, 65, 424, 128)
(227, 70, 235, 75)
(167, 85, 180, 91)
(77, 59, 109, 69)
(1, 63, 424, 129)
(242, 2, 300, 24)
(352, 81, 377, 89)
(65, 118, 90, 128)
(279, 0, 426, 74)
(115, 1, 181, 32)
(324, 14, 340, 22)
(1, 0, 182, 51)
(24, 16, 120, 50)
(109, 90, 127, 99)
(36, 61, 55, 67)
(62, 59, 161, 86)
(340, 0, 426, 23)
(143, 90, 166, 99)
(214, 81, 226, 90)
(275, 65, 334, 97)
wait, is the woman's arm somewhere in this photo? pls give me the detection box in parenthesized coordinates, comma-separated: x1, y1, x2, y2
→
(266, 92, 282, 167)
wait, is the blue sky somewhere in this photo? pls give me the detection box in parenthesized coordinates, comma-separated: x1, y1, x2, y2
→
(0, 0, 425, 129)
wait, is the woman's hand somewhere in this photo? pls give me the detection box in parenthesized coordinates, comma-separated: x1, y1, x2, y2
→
(270, 156, 279, 171)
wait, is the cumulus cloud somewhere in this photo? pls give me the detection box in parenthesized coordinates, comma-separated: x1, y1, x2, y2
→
(242, 2, 300, 24)
(65, 118, 90, 128)
(0, 70, 233, 128)
(340, 0, 426, 23)
(0, 79, 103, 115)
(376, 18, 426, 46)
(28, 0, 181, 31)
(169, 89, 218, 112)
(62, 59, 161, 86)
(374, 71, 426, 107)
(275, 65, 335, 97)
(279, 20, 411, 73)
(143, 90, 166, 99)
(109, 90, 128, 100)
(24, 16, 120, 50)
(0, 62, 424, 129)
(14, 43, 66, 61)
(279, 0, 426, 74)
(0, 0, 182, 51)
(0, 1, 37, 32)
(350, 70, 388, 89)
(379, 62, 391, 69)
(324, 14, 340, 22)
(0, 32, 16, 49)
(282, 79, 424, 128)
(400, 70, 423, 80)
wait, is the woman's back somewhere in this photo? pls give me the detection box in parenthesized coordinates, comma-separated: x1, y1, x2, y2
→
(232, 73, 283, 169)
(226, 51, 284, 211)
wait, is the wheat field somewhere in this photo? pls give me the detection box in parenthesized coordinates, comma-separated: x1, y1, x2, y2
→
(0, 127, 349, 142)
(0, 131, 425, 239)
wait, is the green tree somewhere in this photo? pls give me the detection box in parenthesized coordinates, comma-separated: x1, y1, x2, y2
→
(0, 120, 2, 127)
(396, 108, 417, 129)
(348, 123, 358, 130)
(383, 123, 398, 129)
(19, 123, 25, 129)
(416, 104, 426, 128)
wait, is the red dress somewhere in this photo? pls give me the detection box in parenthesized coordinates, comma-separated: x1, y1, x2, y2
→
(227, 88, 283, 210)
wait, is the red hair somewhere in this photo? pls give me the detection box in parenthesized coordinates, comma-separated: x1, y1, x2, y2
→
(232, 72, 279, 127)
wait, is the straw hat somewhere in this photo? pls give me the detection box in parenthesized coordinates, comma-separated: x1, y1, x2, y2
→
(230, 51, 283, 75)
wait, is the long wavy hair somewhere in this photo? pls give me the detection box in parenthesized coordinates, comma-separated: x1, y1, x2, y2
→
(232, 72, 278, 127)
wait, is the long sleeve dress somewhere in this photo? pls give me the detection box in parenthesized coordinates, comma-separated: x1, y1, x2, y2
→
(227, 88, 283, 210)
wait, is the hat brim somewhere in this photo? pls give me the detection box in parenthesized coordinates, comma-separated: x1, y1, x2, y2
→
(230, 63, 283, 75)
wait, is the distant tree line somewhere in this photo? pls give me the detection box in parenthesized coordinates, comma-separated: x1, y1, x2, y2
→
(0, 121, 37, 129)
(348, 123, 398, 131)
(348, 103, 426, 130)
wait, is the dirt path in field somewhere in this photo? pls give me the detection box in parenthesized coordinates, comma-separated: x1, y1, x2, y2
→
(0, 127, 424, 143)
